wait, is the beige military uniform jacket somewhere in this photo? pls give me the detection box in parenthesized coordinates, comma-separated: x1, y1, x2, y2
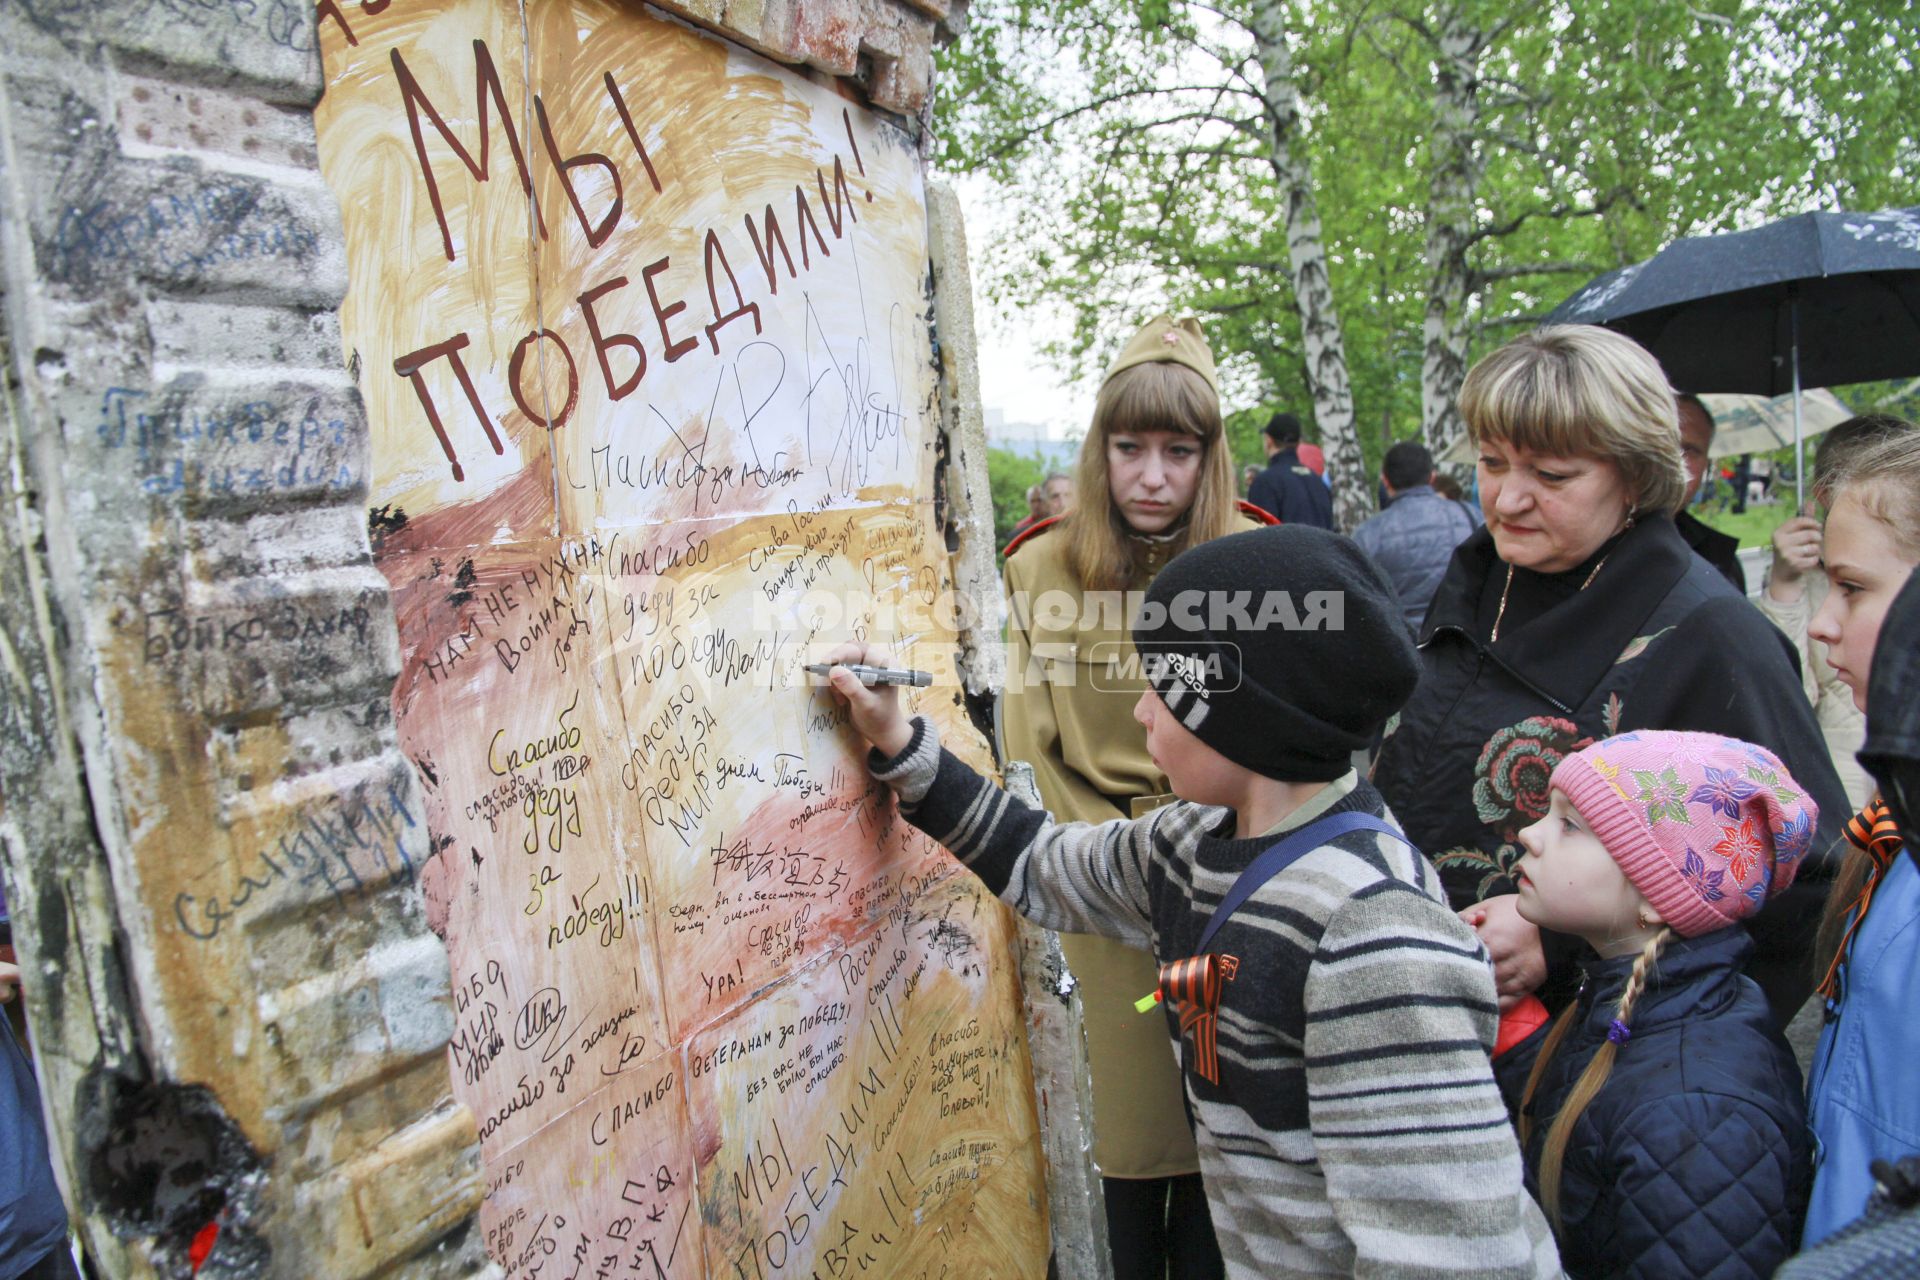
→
(999, 512, 1262, 1179)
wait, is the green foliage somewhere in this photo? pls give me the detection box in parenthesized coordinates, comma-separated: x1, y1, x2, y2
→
(1223, 404, 1272, 475)
(1693, 502, 1796, 551)
(986, 447, 1052, 548)
(937, 0, 1920, 475)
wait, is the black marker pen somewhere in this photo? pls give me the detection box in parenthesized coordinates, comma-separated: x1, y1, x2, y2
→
(803, 663, 933, 688)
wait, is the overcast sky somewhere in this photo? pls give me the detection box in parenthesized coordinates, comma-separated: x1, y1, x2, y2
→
(951, 175, 1091, 440)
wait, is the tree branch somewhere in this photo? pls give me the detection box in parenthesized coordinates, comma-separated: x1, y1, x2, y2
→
(979, 82, 1264, 161)
(1122, 142, 1267, 166)
(1174, 254, 1291, 273)
(1470, 260, 1602, 285)
(1197, 296, 1272, 317)
(1183, 0, 1257, 42)
(1483, 128, 1544, 155)
(1473, 311, 1551, 332)
(1485, 11, 1525, 43)
(1467, 187, 1635, 246)
(1358, 23, 1421, 88)
(1108, 109, 1265, 140)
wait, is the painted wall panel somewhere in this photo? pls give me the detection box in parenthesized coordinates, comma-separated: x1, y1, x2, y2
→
(313, 2, 1047, 1277)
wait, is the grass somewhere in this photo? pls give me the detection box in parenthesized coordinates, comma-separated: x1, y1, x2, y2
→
(1691, 501, 1799, 549)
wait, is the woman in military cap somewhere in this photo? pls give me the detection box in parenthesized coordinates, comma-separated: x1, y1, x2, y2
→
(1001, 316, 1268, 1280)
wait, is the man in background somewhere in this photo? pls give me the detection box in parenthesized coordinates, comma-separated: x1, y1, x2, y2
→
(1351, 441, 1480, 633)
(1041, 471, 1073, 517)
(1247, 412, 1333, 528)
(1006, 483, 1048, 546)
(1674, 394, 1747, 591)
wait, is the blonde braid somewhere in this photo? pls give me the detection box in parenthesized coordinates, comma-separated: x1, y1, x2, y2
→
(1535, 927, 1674, 1232)
(1516, 1001, 1580, 1150)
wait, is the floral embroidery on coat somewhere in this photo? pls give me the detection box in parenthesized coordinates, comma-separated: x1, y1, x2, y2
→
(1472, 716, 1593, 827)
(1614, 626, 1676, 665)
(1439, 715, 1595, 897)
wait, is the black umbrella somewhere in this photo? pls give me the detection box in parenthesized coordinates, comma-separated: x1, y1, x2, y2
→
(1545, 206, 1920, 503)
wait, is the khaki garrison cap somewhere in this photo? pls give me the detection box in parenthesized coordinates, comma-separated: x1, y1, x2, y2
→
(1102, 315, 1220, 396)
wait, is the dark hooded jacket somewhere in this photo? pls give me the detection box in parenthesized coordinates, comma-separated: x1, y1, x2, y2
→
(1861, 567, 1920, 870)
(1674, 508, 1747, 594)
(1373, 515, 1847, 1018)
(1498, 929, 1810, 1280)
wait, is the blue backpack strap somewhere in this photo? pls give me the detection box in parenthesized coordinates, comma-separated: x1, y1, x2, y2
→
(1194, 811, 1414, 956)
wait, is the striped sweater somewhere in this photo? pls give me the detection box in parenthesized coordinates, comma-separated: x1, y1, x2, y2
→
(872, 718, 1560, 1279)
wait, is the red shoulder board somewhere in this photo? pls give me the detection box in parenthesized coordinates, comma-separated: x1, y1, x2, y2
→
(1002, 513, 1064, 558)
(1237, 499, 1281, 526)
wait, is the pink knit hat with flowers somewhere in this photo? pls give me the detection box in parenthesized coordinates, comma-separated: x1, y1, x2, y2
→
(1550, 731, 1819, 938)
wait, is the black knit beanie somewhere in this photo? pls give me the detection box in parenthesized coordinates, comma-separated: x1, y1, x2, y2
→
(1131, 525, 1419, 781)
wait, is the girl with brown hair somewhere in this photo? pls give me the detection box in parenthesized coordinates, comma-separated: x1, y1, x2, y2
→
(1000, 316, 1264, 1280)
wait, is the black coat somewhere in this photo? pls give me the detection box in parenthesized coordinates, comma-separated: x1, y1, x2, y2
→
(1247, 447, 1333, 528)
(1674, 508, 1747, 594)
(1497, 929, 1810, 1280)
(1861, 566, 1920, 870)
(1373, 516, 1846, 1018)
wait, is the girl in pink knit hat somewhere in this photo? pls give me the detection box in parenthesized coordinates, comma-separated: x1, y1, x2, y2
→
(1503, 729, 1818, 1278)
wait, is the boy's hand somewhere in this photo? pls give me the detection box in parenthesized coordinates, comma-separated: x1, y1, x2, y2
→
(0, 961, 19, 1004)
(1767, 509, 1822, 603)
(1460, 895, 1546, 1011)
(819, 642, 915, 759)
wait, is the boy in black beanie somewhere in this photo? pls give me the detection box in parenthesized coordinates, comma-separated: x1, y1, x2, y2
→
(823, 526, 1556, 1279)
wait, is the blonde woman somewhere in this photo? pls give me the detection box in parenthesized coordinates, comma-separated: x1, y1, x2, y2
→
(1373, 326, 1848, 1027)
(1756, 416, 1916, 809)
(1001, 316, 1267, 1280)
(1802, 426, 1920, 1244)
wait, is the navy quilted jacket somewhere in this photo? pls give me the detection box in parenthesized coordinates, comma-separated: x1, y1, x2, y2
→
(1500, 928, 1810, 1279)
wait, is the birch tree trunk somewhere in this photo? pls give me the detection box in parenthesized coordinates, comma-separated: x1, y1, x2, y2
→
(1248, 3, 1369, 531)
(1421, 5, 1483, 457)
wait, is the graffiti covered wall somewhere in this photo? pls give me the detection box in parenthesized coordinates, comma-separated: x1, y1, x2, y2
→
(313, 2, 1048, 1277)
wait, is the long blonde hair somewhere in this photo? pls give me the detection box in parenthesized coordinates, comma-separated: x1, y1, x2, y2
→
(1811, 422, 1920, 983)
(1066, 361, 1239, 593)
(1519, 927, 1674, 1232)
(1814, 424, 1920, 558)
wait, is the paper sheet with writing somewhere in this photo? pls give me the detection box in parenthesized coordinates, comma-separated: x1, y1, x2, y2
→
(315, 3, 1048, 1275)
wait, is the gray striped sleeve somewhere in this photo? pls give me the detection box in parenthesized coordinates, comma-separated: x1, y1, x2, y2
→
(870, 717, 1181, 946)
